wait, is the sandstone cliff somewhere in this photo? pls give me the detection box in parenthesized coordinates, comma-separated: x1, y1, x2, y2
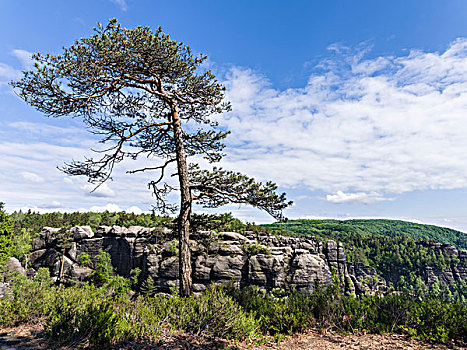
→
(26, 226, 390, 295)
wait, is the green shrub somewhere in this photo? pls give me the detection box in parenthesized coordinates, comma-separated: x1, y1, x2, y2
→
(46, 284, 258, 347)
(77, 252, 92, 267)
(171, 284, 258, 339)
(46, 298, 121, 348)
(0, 268, 57, 326)
(226, 285, 314, 335)
(243, 243, 270, 257)
(90, 249, 114, 285)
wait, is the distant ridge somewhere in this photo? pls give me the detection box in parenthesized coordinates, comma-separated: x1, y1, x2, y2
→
(265, 219, 467, 250)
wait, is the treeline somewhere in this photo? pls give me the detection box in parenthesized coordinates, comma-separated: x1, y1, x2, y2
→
(10, 210, 171, 233)
(266, 219, 467, 249)
(9, 209, 260, 234)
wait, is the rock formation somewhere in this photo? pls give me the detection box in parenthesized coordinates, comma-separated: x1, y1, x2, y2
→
(23, 226, 393, 295)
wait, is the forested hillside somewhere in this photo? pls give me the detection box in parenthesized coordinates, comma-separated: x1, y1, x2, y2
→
(266, 219, 467, 249)
(266, 219, 467, 299)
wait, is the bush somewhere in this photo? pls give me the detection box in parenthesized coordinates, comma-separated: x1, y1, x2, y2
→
(226, 285, 314, 335)
(168, 284, 258, 339)
(46, 298, 121, 348)
(0, 268, 56, 326)
(45, 284, 258, 347)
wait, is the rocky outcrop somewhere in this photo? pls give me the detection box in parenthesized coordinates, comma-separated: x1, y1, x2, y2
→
(25, 226, 387, 295)
(417, 241, 467, 287)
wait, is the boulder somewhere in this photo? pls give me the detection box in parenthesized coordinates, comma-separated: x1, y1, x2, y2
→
(68, 242, 78, 262)
(67, 264, 92, 281)
(26, 268, 37, 278)
(158, 256, 179, 279)
(289, 253, 332, 292)
(248, 255, 286, 288)
(31, 237, 46, 251)
(326, 240, 338, 262)
(147, 253, 160, 278)
(127, 226, 145, 237)
(0, 282, 11, 299)
(109, 226, 126, 236)
(71, 226, 94, 240)
(193, 254, 216, 281)
(29, 249, 47, 267)
(189, 240, 206, 255)
(39, 227, 61, 246)
(193, 283, 206, 293)
(211, 255, 246, 281)
(221, 232, 247, 241)
(53, 256, 75, 276)
(96, 226, 112, 237)
(218, 242, 244, 256)
(75, 238, 106, 258)
(5, 257, 25, 275)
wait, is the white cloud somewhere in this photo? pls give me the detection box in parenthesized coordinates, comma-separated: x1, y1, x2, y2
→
(89, 203, 122, 212)
(325, 191, 393, 204)
(88, 204, 144, 213)
(41, 200, 62, 209)
(0, 49, 33, 87)
(11, 49, 34, 69)
(219, 38, 467, 200)
(126, 205, 143, 214)
(109, 0, 127, 11)
(0, 62, 20, 83)
(21, 171, 44, 183)
(82, 183, 116, 198)
(63, 177, 73, 184)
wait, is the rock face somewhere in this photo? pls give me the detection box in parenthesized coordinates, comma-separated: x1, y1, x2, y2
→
(4, 257, 26, 276)
(0, 282, 11, 299)
(417, 241, 467, 287)
(26, 226, 389, 294)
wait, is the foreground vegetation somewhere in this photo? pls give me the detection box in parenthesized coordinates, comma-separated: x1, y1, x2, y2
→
(1, 264, 466, 348)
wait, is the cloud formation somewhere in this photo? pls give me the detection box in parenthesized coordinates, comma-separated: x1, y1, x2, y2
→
(219, 38, 467, 203)
(11, 49, 34, 69)
(325, 191, 393, 204)
(82, 183, 116, 198)
(89, 204, 143, 214)
(109, 0, 127, 11)
(21, 171, 44, 183)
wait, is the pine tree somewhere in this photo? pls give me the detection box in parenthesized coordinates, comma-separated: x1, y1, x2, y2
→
(12, 19, 291, 295)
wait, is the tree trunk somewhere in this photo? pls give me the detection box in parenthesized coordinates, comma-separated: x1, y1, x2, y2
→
(171, 104, 193, 296)
(59, 247, 66, 283)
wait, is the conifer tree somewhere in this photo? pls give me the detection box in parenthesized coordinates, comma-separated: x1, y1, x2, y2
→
(12, 19, 291, 295)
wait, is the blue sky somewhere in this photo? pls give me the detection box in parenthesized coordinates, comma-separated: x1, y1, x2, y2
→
(1, 1, 467, 231)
